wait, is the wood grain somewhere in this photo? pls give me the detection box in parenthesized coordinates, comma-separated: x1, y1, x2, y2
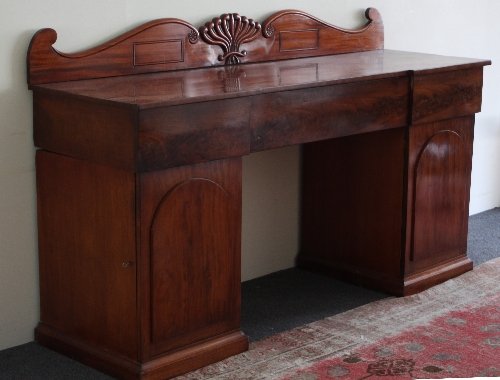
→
(138, 98, 251, 171)
(36, 151, 137, 359)
(137, 158, 243, 359)
(405, 116, 475, 275)
(27, 19, 205, 86)
(250, 76, 409, 151)
(299, 128, 406, 294)
(31, 50, 489, 109)
(33, 91, 136, 170)
(413, 67, 484, 124)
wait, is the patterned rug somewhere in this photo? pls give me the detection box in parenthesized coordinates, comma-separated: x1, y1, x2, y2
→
(283, 294, 500, 379)
(176, 258, 500, 379)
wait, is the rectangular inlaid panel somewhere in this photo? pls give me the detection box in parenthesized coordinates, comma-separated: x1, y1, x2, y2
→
(133, 40, 183, 66)
(279, 29, 319, 52)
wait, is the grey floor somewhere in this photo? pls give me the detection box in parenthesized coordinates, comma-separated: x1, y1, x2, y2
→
(1, 208, 498, 379)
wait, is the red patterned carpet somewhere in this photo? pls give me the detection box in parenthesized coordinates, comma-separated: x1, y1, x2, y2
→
(176, 258, 500, 379)
(283, 295, 500, 379)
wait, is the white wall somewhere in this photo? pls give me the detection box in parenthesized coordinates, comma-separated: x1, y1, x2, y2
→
(0, 0, 499, 351)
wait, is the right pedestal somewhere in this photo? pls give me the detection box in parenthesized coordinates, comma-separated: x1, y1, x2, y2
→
(299, 116, 475, 296)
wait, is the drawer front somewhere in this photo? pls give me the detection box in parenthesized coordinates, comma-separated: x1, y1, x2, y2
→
(250, 76, 409, 151)
(139, 98, 251, 171)
(412, 67, 484, 124)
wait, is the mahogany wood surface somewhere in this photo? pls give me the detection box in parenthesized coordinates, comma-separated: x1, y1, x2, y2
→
(32, 50, 487, 108)
(250, 75, 408, 151)
(299, 128, 406, 294)
(405, 116, 475, 276)
(412, 67, 485, 124)
(28, 7, 490, 379)
(138, 158, 243, 358)
(28, 9, 383, 85)
(31, 51, 487, 172)
(36, 151, 137, 360)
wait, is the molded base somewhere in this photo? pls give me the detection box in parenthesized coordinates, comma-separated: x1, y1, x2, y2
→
(403, 256, 473, 296)
(35, 323, 249, 379)
(297, 254, 473, 297)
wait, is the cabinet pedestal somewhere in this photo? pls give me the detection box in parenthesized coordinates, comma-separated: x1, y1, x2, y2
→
(36, 151, 247, 379)
(299, 117, 474, 295)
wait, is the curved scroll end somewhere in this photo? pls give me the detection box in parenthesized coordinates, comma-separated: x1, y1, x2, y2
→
(27, 28, 59, 86)
(199, 13, 262, 65)
(29, 28, 58, 50)
(365, 8, 382, 24)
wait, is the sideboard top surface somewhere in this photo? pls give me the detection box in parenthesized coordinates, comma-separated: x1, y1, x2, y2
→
(31, 50, 489, 109)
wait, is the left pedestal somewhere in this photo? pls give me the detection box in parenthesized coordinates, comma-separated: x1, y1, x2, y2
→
(35, 151, 247, 379)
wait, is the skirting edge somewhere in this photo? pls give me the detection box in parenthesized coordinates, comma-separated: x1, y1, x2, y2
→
(403, 256, 473, 296)
(35, 323, 249, 379)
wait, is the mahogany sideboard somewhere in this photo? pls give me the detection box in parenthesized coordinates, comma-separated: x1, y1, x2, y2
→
(27, 8, 490, 379)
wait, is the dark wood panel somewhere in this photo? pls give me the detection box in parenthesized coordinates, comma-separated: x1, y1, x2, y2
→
(412, 67, 484, 124)
(138, 158, 243, 358)
(299, 128, 406, 294)
(35, 151, 137, 359)
(251, 77, 409, 151)
(150, 179, 238, 351)
(405, 117, 474, 274)
(138, 98, 251, 171)
(33, 92, 137, 170)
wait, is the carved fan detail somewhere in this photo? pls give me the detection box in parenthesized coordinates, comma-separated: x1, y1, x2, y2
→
(200, 13, 262, 65)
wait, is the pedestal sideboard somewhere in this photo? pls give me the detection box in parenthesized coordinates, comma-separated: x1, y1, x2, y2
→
(27, 8, 490, 379)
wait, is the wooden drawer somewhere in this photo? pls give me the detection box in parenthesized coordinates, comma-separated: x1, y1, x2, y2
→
(412, 67, 484, 124)
(250, 76, 409, 151)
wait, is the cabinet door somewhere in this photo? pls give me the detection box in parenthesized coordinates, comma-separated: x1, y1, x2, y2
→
(138, 158, 242, 358)
(406, 116, 474, 273)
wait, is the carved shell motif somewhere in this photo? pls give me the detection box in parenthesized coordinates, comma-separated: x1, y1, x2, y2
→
(200, 13, 262, 65)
